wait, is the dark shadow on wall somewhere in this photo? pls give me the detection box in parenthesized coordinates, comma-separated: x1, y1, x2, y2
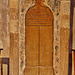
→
(68, 0, 75, 75)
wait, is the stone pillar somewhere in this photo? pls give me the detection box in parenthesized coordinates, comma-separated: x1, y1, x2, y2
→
(60, 1, 71, 75)
(9, 0, 19, 75)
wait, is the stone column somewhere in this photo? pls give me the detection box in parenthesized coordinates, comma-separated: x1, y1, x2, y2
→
(60, 0, 71, 75)
(9, 0, 19, 75)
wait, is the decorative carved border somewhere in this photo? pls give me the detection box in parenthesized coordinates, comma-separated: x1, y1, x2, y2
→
(19, 0, 70, 75)
(19, 0, 61, 75)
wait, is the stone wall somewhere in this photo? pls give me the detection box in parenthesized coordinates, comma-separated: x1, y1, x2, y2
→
(0, 0, 10, 74)
(60, 1, 71, 75)
(19, 0, 71, 75)
(0, 0, 72, 75)
(0, 0, 10, 57)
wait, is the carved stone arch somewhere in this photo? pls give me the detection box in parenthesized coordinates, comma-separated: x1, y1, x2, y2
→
(25, 1, 54, 74)
(19, 0, 70, 75)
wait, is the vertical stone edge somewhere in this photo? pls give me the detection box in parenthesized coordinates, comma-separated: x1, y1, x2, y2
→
(1, 0, 10, 58)
(9, 0, 19, 75)
(60, 1, 71, 75)
(19, 0, 25, 75)
(52, 1, 61, 75)
(0, 0, 10, 75)
(19, 0, 33, 75)
(72, 51, 74, 75)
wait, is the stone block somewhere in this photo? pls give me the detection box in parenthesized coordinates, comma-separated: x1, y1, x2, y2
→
(60, 1, 70, 14)
(10, 0, 19, 8)
(60, 14, 70, 28)
(10, 20, 19, 33)
(10, 33, 19, 75)
(60, 28, 70, 75)
(10, 8, 19, 20)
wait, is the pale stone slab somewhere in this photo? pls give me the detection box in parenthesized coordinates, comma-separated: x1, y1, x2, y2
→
(3, 64, 8, 75)
(1, 0, 10, 58)
(10, 8, 19, 20)
(60, 1, 70, 75)
(10, 0, 19, 8)
(60, 13, 70, 28)
(60, 1, 70, 28)
(60, 1, 70, 15)
(9, 0, 19, 75)
(10, 33, 19, 75)
(60, 28, 70, 75)
(10, 20, 19, 33)
(19, 0, 26, 74)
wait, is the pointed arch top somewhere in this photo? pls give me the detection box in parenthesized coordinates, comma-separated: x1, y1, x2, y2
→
(25, 0, 54, 26)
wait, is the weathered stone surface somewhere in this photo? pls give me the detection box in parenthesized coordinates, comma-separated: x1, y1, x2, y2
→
(60, 28, 70, 75)
(60, 14, 70, 28)
(9, 0, 19, 75)
(10, 33, 19, 75)
(10, 8, 19, 20)
(10, 0, 19, 8)
(60, 1, 70, 28)
(10, 20, 19, 33)
(0, 0, 71, 75)
(3, 64, 8, 75)
(60, 1, 70, 75)
(19, 13, 25, 75)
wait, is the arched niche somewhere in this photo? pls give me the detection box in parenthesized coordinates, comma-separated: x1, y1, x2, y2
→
(25, 0, 54, 74)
